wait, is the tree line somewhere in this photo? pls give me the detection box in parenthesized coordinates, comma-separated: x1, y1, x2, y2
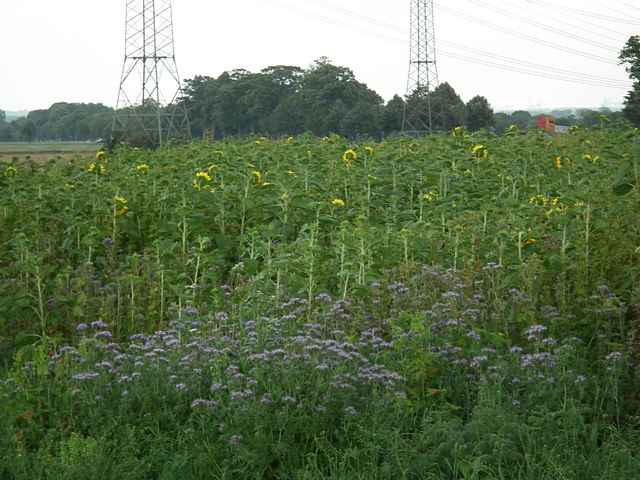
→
(2, 40, 639, 143)
(0, 103, 112, 142)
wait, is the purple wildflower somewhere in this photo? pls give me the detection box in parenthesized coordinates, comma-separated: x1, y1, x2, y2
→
(606, 352, 624, 363)
(94, 331, 113, 340)
(344, 406, 358, 417)
(72, 372, 100, 381)
(191, 399, 218, 410)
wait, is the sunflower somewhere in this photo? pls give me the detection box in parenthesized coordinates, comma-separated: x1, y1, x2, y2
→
(88, 163, 107, 175)
(196, 171, 212, 182)
(114, 196, 129, 217)
(331, 198, 346, 208)
(554, 156, 562, 170)
(341, 149, 357, 167)
(423, 191, 438, 203)
(3, 166, 17, 177)
(471, 144, 489, 159)
(452, 126, 465, 138)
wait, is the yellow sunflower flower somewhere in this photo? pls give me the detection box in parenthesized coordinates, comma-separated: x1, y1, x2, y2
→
(196, 171, 212, 182)
(471, 144, 488, 159)
(331, 198, 346, 208)
(114, 196, 129, 217)
(423, 191, 438, 203)
(3, 166, 17, 177)
(88, 163, 107, 175)
(554, 156, 562, 169)
(341, 149, 358, 167)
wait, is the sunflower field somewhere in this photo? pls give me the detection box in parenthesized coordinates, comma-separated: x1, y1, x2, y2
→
(0, 126, 639, 479)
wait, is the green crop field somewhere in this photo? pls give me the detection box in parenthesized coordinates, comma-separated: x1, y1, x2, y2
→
(0, 127, 639, 478)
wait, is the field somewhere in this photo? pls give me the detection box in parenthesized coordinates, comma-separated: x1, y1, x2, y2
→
(0, 127, 640, 478)
(0, 142, 99, 163)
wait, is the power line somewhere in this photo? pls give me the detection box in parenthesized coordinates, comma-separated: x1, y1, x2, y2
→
(303, 0, 626, 80)
(524, 0, 640, 26)
(440, 43, 628, 87)
(618, 1, 640, 13)
(438, 49, 628, 89)
(252, 0, 630, 90)
(460, 0, 622, 53)
(516, 0, 632, 41)
(435, 2, 619, 65)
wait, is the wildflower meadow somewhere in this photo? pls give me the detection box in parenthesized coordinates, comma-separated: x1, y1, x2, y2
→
(1, 126, 640, 478)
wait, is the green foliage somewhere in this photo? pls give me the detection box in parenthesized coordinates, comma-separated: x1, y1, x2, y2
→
(1, 127, 640, 478)
(182, 58, 385, 138)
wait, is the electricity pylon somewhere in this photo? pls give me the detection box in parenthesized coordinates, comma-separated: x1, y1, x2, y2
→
(402, 0, 439, 134)
(112, 0, 190, 146)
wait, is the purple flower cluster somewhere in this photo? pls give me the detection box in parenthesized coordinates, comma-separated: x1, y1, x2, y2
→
(53, 295, 407, 438)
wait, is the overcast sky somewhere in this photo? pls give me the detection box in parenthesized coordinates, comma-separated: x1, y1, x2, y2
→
(1, 0, 637, 112)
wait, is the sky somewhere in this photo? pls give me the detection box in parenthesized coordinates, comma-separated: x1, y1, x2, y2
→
(1, 0, 638, 112)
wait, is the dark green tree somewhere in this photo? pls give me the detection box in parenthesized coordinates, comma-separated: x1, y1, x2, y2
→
(510, 110, 533, 130)
(299, 58, 383, 137)
(0, 122, 16, 141)
(464, 95, 494, 132)
(382, 95, 405, 134)
(493, 112, 511, 134)
(620, 36, 640, 126)
(15, 118, 36, 142)
(429, 83, 465, 131)
(622, 85, 640, 126)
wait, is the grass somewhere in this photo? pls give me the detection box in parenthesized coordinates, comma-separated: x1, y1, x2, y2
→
(0, 126, 639, 478)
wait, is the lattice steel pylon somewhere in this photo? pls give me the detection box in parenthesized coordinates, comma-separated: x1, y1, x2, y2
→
(112, 0, 190, 146)
(402, 0, 440, 134)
